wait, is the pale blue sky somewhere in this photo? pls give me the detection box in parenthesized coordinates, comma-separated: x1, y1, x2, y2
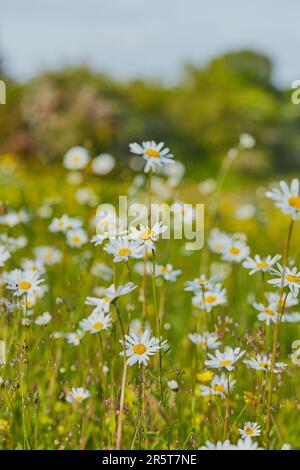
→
(1, 0, 299, 87)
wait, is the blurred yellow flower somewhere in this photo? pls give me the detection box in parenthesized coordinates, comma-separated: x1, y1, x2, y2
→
(196, 371, 213, 383)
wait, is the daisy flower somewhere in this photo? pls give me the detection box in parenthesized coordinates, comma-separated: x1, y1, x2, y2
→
(167, 380, 179, 391)
(268, 264, 300, 297)
(239, 422, 261, 439)
(129, 141, 174, 173)
(0, 209, 30, 227)
(156, 264, 181, 282)
(66, 329, 85, 346)
(172, 202, 195, 224)
(188, 332, 221, 350)
(104, 282, 136, 302)
(91, 153, 115, 175)
(92, 212, 127, 245)
(199, 440, 233, 450)
(221, 240, 250, 264)
(63, 146, 89, 170)
(282, 312, 300, 323)
(86, 282, 137, 313)
(208, 228, 232, 254)
(80, 311, 112, 334)
(65, 387, 90, 404)
(119, 330, 161, 366)
(34, 246, 62, 265)
(253, 302, 278, 325)
(192, 288, 227, 312)
(0, 234, 27, 252)
(35, 312, 52, 325)
(66, 228, 88, 248)
(21, 258, 45, 274)
(85, 294, 112, 314)
(129, 221, 167, 250)
(266, 291, 298, 310)
(133, 261, 153, 276)
(239, 133, 255, 149)
(243, 353, 287, 373)
(49, 214, 82, 233)
(185, 275, 221, 293)
(5, 268, 44, 297)
(129, 319, 152, 336)
(243, 254, 281, 275)
(0, 246, 10, 267)
(234, 437, 262, 450)
(200, 372, 236, 398)
(205, 347, 245, 371)
(91, 228, 127, 247)
(266, 179, 300, 220)
(104, 237, 143, 262)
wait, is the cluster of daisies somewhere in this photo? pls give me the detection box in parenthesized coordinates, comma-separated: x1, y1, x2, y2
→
(1, 136, 300, 450)
(49, 213, 88, 248)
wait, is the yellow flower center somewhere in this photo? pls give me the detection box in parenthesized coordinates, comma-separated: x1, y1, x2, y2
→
(256, 261, 269, 269)
(145, 148, 160, 158)
(19, 281, 31, 290)
(259, 362, 268, 368)
(133, 343, 147, 355)
(75, 395, 83, 402)
(93, 322, 104, 330)
(288, 196, 300, 209)
(219, 359, 232, 367)
(245, 427, 254, 435)
(264, 309, 275, 316)
(140, 229, 153, 240)
(214, 384, 225, 392)
(71, 236, 81, 244)
(118, 247, 131, 257)
(161, 266, 170, 273)
(229, 246, 240, 255)
(44, 252, 53, 261)
(286, 274, 300, 283)
(104, 296, 110, 302)
(72, 155, 81, 163)
(205, 295, 217, 303)
(198, 278, 208, 284)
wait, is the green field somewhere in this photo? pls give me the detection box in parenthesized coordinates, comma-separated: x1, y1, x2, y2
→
(0, 149, 300, 450)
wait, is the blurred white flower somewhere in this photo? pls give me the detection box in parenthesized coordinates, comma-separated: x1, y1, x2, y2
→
(63, 146, 89, 170)
(0, 246, 10, 267)
(167, 380, 179, 391)
(75, 187, 98, 206)
(239, 133, 255, 149)
(91, 153, 115, 175)
(35, 312, 52, 326)
(34, 246, 62, 265)
(66, 229, 88, 248)
(198, 178, 216, 195)
(235, 204, 256, 220)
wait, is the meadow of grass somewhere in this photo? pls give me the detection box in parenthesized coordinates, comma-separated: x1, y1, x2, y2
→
(0, 145, 300, 451)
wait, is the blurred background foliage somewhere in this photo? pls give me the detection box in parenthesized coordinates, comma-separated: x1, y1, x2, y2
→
(0, 49, 300, 175)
